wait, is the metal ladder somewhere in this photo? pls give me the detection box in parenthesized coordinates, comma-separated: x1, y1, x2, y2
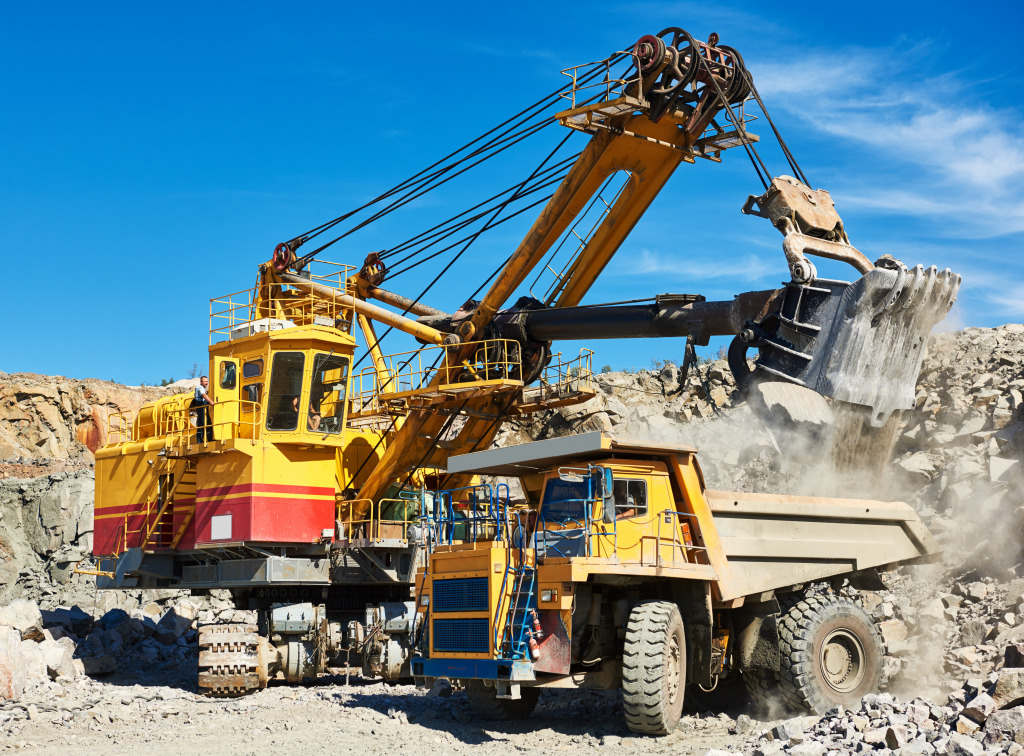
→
(140, 461, 197, 550)
(500, 560, 537, 660)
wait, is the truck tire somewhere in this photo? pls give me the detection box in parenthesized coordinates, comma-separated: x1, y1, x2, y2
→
(464, 681, 540, 720)
(746, 594, 882, 715)
(622, 600, 686, 735)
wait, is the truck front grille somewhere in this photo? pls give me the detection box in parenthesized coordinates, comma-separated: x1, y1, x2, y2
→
(432, 618, 490, 653)
(433, 577, 488, 613)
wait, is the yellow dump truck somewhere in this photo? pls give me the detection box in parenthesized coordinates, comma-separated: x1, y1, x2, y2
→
(411, 432, 939, 735)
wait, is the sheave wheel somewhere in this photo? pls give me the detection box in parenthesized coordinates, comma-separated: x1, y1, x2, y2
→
(622, 600, 686, 735)
(464, 681, 540, 720)
(746, 593, 882, 716)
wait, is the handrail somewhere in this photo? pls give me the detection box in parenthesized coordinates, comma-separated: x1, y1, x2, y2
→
(653, 509, 709, 568)
(431, 483, 508, 546)
(336, 497, 421, 541)
(162, 399, 263, 448)
(519, 349, 595, 406)
(73, 555, 117, 579)
(210, 260, 356, 344)
(533, 464, 616, 559)
(106, 410, 135, 444)
(558, 50, 644, 110)
(349, 338, 525, 411)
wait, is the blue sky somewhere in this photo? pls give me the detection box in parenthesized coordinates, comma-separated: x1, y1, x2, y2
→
(2, 1, 1022, 384)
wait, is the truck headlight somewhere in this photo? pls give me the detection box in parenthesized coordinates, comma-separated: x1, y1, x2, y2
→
(419, 595, 430, 607)
(540, 589, 555, 603)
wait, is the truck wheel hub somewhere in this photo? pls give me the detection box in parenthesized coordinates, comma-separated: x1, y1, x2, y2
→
(819, 628, 865, 694)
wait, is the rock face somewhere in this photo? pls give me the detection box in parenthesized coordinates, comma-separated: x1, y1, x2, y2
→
(0, 373, 198, 607)
(0, 471, 97, 606)
(0, 372, 189, 473)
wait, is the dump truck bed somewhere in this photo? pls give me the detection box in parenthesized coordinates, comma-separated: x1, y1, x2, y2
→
(704, 489, 940, 601)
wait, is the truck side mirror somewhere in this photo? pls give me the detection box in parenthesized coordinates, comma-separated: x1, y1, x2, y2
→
(600, 468, 615, 524)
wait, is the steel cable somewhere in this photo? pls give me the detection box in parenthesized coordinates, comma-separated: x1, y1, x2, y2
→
(291, 55, 626, 266)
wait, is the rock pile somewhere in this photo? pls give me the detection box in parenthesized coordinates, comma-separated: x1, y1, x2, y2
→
(722, 645, 1024, 755)
(0, 593, 251, 701)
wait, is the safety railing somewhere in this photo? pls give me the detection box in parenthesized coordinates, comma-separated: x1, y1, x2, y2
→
(349, 338, 525, 410)
(519, 349, 595, 407)
(73, 555, 118, 579)
(161, 399, 263, 449)
(335, 494, 424, 542)
(558, 50, 643, 110)
(106, 410, 135, 445)
(430, 483, 510, 547)
(111, 464, 197, 553)
(210, 261, 356, 343)
(652, 510, 709, 568)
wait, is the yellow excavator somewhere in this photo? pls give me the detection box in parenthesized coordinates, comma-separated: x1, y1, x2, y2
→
(87, 26, 959, 696)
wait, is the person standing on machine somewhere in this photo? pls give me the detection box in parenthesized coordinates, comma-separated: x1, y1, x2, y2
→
(193, 375, 214, 443)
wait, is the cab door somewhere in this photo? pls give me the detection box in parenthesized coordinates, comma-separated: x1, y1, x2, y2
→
(213, 356, 240, 441)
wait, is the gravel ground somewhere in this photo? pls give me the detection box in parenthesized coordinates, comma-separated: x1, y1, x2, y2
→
(1, 673, 756, 756)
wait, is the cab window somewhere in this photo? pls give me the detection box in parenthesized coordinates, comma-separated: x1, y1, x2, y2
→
(307, 353, 349, 434)
(243, 383, 262, 404)
(266, 352, 304, 431)
(243, 359, 263, 379)
(219, 361, 237, 390)
(612, 479, 647, 519)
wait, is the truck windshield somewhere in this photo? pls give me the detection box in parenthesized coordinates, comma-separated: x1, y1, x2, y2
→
(540, 478, 592, 522)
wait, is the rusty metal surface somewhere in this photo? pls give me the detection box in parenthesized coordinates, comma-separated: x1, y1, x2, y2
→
(743, 176, 874, 282)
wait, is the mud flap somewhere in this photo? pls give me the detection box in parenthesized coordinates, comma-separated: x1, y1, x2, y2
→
(533, 610, 571, 675)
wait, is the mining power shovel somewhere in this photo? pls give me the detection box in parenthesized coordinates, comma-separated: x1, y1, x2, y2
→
(87, 27, 958, 698)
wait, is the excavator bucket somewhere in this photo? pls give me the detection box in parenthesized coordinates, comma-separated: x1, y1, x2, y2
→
(734, 176, 961, 427)
(749, 264, 960, 427)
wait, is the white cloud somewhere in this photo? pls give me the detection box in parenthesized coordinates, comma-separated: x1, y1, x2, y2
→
(754, 44, 1024, 237)
(627, 248, 775, 283)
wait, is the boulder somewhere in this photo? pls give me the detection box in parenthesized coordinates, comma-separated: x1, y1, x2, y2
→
(154, 601, 196, 645)
(994, 669, 1024, 709)
(963, 692, 996, 724)
(18, 639, 47, 685)
(879, 618, 909, 644)
(79, 654, 117, 677)
(947, 732, 984, 756)
(99, 608, 130, 631)
(0, 626, 26, 700)
(41, 605, 92, 636)
(0, 600, 44, 641)
(960, 619, 990, 647)
(37, 638, 76, 680)
(985, 706, 1024, 746)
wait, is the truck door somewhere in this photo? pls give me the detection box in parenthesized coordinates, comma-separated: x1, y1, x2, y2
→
(213, 356, 240, 441)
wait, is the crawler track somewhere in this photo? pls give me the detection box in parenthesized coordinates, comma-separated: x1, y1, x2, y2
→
(197, 623, 267, 698)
